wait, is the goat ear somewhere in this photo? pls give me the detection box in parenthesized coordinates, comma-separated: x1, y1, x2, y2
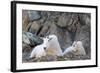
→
(72, 41, 77, 46)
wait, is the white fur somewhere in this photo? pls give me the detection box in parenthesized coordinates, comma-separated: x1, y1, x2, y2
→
(29, 38, 48, 58)
(63, 41, 86, 56)
(63, 46, 74, 55)
(46, 35, 63, 56)
(30, 34, 63, 58)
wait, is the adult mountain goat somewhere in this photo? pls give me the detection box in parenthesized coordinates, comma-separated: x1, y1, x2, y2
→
(63, 41, 86, 56)
(46, 35, 63, 56)
(30, 34, 63, 59)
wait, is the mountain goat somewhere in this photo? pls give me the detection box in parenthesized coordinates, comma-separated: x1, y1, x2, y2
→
(30, 34, 63, 59)
(46, 35, 63, 56)
(29, 38, 48, 59)
(63, 41, 86, 56)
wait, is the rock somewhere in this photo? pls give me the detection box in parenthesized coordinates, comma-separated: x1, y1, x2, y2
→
(57, 56, 65, 61)
(22, 32, 30, 45)
(26, 32, 43, 46)
(39, 12, 48, 24)
(22, 51, 31, 62)
(46, 55, 57, 61)
(28, 11, 41, 21)
(67, 14, 80, 41)
(25, 22, 32, 32)
(37, 56, 47, 62)
(28, 21, 41, 35)
(38, 25, 50, 37)
(22, 13, 29, 31)
(79, 13, 91, 26)
(57, 13, 72, 27)
(56, 13, 80, 42)
(48, 22, 57, 35)
(22, 43, 31, 52)
(56, 28, 72, 51)
(38, 21, 52, 37)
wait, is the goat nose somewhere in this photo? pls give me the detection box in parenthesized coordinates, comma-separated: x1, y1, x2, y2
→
(44, 47, 46, 50)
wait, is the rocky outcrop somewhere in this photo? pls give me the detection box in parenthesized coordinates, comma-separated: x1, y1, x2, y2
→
(22, 12, 29, 31)
(28, 11, 41, 21)
(22, 10, 91, 62)
(28, 21, 42, 35)
(57, 13, 72, 27)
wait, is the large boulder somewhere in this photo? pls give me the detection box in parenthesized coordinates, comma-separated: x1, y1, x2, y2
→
(56, 28, 72, 51)
(78, 13, 91, 26)
(22, 43, 31, 52)
(28, 21, 41, 35)
(22, 12, 29, 31)
(28, 11, 41, 22)
(22, 32, 30, 45)
(57, 13, 73, 28)
(25, 32, 43, 46)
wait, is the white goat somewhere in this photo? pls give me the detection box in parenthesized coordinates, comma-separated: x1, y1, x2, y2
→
(63, 41, 86, 56)
(30, 34, 63, 59)
(29, 38, 48, 59)
(46, 35, 63, 56)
